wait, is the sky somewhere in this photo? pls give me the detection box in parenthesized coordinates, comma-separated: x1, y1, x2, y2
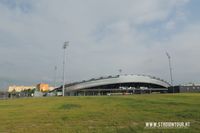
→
(0, 0, 200, 90)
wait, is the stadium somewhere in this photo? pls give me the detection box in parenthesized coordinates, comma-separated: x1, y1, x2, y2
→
(55, 74, 170, 96)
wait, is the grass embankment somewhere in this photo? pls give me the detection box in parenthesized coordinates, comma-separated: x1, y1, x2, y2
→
(0, 93, 200, 133)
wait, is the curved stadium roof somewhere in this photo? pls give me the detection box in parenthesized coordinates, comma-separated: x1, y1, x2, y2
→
(65, 75, 170, 92)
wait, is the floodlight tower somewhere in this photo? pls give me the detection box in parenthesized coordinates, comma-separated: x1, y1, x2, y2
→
(118, 69, 122, 89)
(119, 69, 122, 75)
(54, 66, 57, 89)
(166, 52, 174, 93)
(62, 41, 69, 96)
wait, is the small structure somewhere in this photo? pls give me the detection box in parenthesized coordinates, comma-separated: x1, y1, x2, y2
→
(37, 83, 49, 92)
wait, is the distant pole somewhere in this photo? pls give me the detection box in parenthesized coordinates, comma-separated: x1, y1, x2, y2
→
(54, 66, 57, 89)
(119, 69, 122, 89)
(119, 69, 122, 75)
(62, 41, 69, 96)
(166, 52, 174, 93)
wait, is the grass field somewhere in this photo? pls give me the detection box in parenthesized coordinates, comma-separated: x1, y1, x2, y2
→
(0, 93, 200, 133)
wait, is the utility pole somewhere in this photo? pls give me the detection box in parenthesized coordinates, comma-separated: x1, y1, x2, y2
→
(166, 52, 174, 93)
(118, 69, 122, 90)
(62, 41, 69, 96)
(119, 69, 122, 76)
(54, 66, 57, 89)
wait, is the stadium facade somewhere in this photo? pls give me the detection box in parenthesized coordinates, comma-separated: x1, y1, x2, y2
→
(58, 74, 170, 96)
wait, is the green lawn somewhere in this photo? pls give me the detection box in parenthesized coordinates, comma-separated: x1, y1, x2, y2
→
(0, 93, 200, 133)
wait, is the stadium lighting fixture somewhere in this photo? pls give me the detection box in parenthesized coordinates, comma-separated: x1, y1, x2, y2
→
(62, 41, 69, 96)
(54, 66, 57, 89)
(166, 52, 174, 93)
(118, 69, 122, 90)
(119, 69, 122, 75)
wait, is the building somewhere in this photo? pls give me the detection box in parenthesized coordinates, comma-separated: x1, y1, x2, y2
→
(37, 83, 49, 92)
(170, 83, 200, 93)
(54, 74, 170, 96)
(8, 85, 35, 92)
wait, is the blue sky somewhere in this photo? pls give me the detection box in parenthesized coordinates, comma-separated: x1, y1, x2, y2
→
(0, 0, 200, 90)
(186, 0, 200, 20)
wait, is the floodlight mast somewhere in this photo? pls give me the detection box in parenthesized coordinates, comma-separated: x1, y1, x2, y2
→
(119, 69, 122, 75)
(62, 41, 69, 96)
(118, 69, 122, 89)
(54, 66, 57, 89)
(166, 52, 174, 93)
